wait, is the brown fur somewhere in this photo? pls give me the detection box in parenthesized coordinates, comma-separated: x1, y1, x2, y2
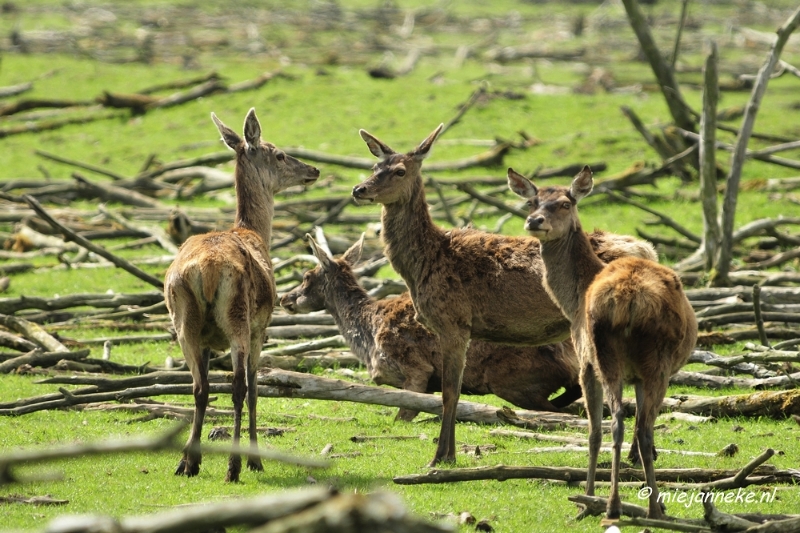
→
(280, 236, 582, 421)
(164, 109, 319, 482)
(351, 124, 661, 466)
(508, 166, 697, 520)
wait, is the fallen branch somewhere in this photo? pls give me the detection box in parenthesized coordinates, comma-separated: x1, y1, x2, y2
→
(0, 348, 89, 374)
(23, 195, 164, 290)
(0, 314, 68, 352)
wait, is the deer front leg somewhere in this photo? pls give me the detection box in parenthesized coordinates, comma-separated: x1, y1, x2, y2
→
(581, 363, 603, 497)
(245, 333, 264, 473)
(429, 330, 469, 467)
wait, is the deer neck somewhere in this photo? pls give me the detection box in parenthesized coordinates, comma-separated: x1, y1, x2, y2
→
(540, 224, 605, 321)
(233, 159, 275, 246)
(324, 273, 377, 367)
(380, 177, 444, 289)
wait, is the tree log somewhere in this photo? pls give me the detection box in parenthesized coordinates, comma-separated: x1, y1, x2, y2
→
(0, 314, 68, 352)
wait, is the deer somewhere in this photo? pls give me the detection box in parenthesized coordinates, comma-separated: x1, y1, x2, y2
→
(507, 166, 697, 519)
(280, 234, 583, 420)
(351, 124, 659, 466)
(164, 108, 320, 482)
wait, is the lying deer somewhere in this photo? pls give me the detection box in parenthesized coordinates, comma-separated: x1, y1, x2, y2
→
(164, 109, 319, 482)
(351, 124, 658, 466)
(508, 166, 697, 519)
(280, 234, 582, 419)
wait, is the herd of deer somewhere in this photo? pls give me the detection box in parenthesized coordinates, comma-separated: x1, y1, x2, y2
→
(164, 109, 698, 520)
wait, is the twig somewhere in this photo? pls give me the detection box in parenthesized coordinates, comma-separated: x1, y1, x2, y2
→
(671, 0, 690, 69)
(602, 189, 701, 242)
(440, 83, 487, 137)
(753, 285, 770, 348)
(34, 149, 128, 182)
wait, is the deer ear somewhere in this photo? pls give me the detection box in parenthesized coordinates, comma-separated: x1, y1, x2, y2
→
(507, 168, 537, 199)
(211, 112, 241, 150)
(243, 108, 262, 148)
(342, 233, 365, 265)
(569, 166, 594, 202)
(411, 123, 443, 161)
(359, 129, 395, 159)
(306, 234, 333, 272)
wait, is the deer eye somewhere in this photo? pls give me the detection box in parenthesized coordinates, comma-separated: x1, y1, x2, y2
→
(276, 152, 285, 161)
(526, 201, 533, 208)
(562, 202, 571, 209)
(395, 168, 406, 177)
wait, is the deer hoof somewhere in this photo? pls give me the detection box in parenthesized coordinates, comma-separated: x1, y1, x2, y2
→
(175, 459, 200, 477)
(247, 458, 264, 472)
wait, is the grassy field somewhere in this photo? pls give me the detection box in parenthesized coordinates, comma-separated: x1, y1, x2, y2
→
(1, 1, 800, 531)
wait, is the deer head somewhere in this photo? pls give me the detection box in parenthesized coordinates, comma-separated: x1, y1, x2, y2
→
(352, 124, 443, 205)
(507, 166, 594, 242)
(280, 234, 365, 314)
(211, 108, 320, 192)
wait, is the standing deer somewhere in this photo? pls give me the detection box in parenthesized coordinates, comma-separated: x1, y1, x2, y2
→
(507, 166, 697, 519)
(280, 234, 582, 419)
(164, 108, 319, 482)
(351, 124, 658, 466)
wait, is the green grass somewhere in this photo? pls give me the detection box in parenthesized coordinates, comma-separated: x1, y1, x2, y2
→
(1, 1, 800, 531)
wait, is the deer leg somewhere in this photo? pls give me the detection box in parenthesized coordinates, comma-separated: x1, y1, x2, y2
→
(628, 382, 658, 465)
(225, 336, 248, 483)
(638, 381, 668, 519)
(245, 332, 264, 472)
(581, 363, 603, 497)
(396, 370, 432, 422)
(175, 342, 209, 477)
(430, 331, 469, 467)
(605, 381, 625, 520)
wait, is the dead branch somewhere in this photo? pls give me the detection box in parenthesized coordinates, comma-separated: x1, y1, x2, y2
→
(23, 195, 165, 290)
(0, 291, 163, 315)
(392, 461, 792, 486)
(73, 173, 163, 208)
(440, 83, 487, 136)
(98, 205, 178, 254)
(700, 42, 721, 271)
(0, 82, 33, 98)
(620, 0, 695, 131)
(0, 330, 38, 352)
(0, 349, 89, 374)
(0, 110, 124, 139)
(0, 424, 326, 485)
(454, 183, 526, 218)
(136, 71, 220, 95)
(715, 6, 800, 286)
(603, 189, 700, 242)
(0, 314, 68, 352)
(0, 99, 93, 117)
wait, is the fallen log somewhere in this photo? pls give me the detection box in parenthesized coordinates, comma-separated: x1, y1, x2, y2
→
(73, 173, 162, 208)
(0, 291, 164, 315)
(670, 370, 800, 390)
(0, 330, 38, 352)
(0, 349, 90, 374)
(392, 462, 794, 486)
(0, 314, 68, 352)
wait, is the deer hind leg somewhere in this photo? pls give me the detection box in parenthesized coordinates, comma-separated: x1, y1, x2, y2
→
(171, 295, 208, 477)
(245, 331, 264, 472)
(430, 330, 469, 467)
(396, 368, 433, 422)
(628, 382, 658, 465)
(225, 330, 249, 483)
(581, 363, 603, 497)
(605, 380, 625, 520)
(637, 378, 669, 519)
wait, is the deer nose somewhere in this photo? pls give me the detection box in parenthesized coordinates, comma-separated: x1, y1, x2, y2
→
(352, 185, 366, 197)
(526, 215, 545, 230)
(310, 167, 320, 176)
